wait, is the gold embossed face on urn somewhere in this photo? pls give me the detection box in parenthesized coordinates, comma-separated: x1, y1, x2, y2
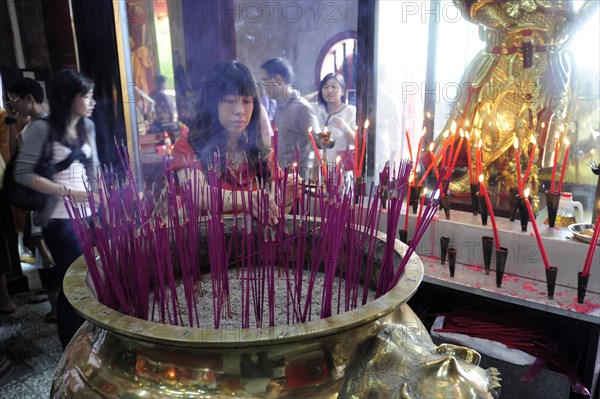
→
(399, 344, 501, 399)
(340, 320, 501, 399)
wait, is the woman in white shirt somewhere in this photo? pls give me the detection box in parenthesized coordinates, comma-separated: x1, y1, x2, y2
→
(14, 69, 99, 349)
(313, 73, 356, 168)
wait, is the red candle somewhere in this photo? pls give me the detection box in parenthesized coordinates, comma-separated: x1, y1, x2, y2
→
(404, 173, 413, 232)
(550, 132, 561, 192)
(448, 129, 465, 177)
(557, 138, 570, 193)
(476, 138, 483, 177)
(514, 138, 522, 196)
(405, 129, 414, 165)
(479, 175, 501, 251)
(435, 130, 449, 170)
(415, 188, 427, 230)
(429, 143, 439, 180)
(415, 127, 426, 166)
(474, 128, 482, 175)
(582, 215, 600, 277)
(441, 146, 446, 171)
(357, 120, 368, 178)
(523, 188, 551, 270)
(446, 121, 458, 174)
(522, 135, 537, 191)
(354, 125, 359, 174)
(465, 131, 474, 183)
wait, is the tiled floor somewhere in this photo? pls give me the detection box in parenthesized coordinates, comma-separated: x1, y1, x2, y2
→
(0, 264, 62, 398)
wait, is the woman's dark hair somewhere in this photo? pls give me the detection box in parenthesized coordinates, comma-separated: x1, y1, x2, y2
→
(189, 60, 269, 181)
(317, 73, 347, 106)
(48, 69, 94, 145)
(7, 78, 44, 104)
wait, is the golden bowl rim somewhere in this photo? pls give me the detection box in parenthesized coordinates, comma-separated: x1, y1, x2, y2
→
(64, 223, 423, 348)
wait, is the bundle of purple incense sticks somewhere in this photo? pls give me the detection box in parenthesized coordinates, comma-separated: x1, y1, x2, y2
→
(66, 148, 445, 329)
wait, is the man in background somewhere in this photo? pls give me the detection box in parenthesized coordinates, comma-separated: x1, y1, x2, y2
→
(260, 58, 320, 170)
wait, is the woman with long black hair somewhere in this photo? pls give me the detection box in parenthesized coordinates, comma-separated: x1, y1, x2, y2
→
(13, 69, 99, 348)
(171, 60, 299, 224)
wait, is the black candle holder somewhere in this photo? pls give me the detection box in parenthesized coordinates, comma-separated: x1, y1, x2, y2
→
(577, 271, 590, 304)
(545, 266, 558, 300)
(477, 192, 488, 226)
(447, 247, 457, 277)
(481, 236, 494, 275)
(410, 185, 423, 214)
(508, 187, 519, 222)
(398, 229, 408, 244)
(439, 195, 451, 220)
(440, 236, 450, 265)
(545, 190, 560, 228)
(470, 183, 480, 216)
(495, 247, 508, 288)
(517, 197, 529, 232)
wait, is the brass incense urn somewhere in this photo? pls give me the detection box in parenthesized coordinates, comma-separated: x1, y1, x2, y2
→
(52, 226, 500, 398)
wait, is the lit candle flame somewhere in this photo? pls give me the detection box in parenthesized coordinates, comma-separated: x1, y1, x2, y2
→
(409, 173, 414, 183)
(563, 138, 570, 146)
(426, 112, 431, 119)
(443, 130, 449, 139)
(323, 125, 328, 133)
(308, 126, 313, 134)
(554, 131, 560, 140)
(513, 137, 519, 149)
(421, 126, 427, 136)
(478, 139, 482, 148)
(364, 119, 370, 129)
(541, 122, 546, 129)
(451, 121, 457, 134)
(530, 134, 536, 144)
(465, 131, 470, 140)
(335, 155, 341, 164)
(524, 187, 531, 198)
(465, 120, 470, 127)
(423, 187, 428, 196)
(479, 174, 484, 183)
(292, 162, 297, 169)
(429, 142, 435, 152)
(459, 129, 465, 138)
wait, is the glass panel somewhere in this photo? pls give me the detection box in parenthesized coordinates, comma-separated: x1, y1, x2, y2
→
(122, 0, 359, 180)
(433, 9, 481, 141)
(375, 0, 429, 174)
(569, 5, 600, 198)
